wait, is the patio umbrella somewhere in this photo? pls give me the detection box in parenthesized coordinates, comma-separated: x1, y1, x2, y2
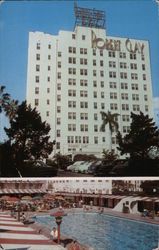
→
(0, 195, 11, 201)
(21, 195, 33, 200)
(7, 197, 20, 202)
(33, 195, 42, 200)
(55, 196, 65, 201)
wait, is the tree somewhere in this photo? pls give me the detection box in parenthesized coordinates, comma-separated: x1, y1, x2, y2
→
(4, 101, 54, 172)
(100, 111, 119, 151)
(4, 99, 18, 122)
(102, 149, 118, 162)
(53, 152, 70, 170)
(140, 181, 159, 195)
(0, 85, 10, 113)
(117, 112, 159, 159)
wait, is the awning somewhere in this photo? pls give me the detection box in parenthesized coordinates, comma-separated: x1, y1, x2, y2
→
(0, 189, 46, 194)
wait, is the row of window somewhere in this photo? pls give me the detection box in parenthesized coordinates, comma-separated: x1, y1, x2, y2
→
(36, 44, 145, 61)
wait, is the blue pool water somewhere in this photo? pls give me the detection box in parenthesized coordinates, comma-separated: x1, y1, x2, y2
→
(35, 213, 159, 250)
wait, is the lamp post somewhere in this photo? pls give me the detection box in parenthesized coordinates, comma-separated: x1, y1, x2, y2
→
(50, 210, 67, 244)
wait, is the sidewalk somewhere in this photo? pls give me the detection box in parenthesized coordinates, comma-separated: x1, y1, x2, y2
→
(0, 211, 65, 250)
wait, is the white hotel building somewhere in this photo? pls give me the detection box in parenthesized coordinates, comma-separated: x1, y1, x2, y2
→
(26, 5, 154, 157)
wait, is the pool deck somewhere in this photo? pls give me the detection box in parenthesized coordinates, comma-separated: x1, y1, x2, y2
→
(0, 211, 65, 250)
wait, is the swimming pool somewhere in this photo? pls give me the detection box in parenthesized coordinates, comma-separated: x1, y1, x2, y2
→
(35, 212, 159, 250)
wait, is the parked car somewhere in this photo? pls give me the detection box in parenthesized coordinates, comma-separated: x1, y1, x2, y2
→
(67, 161, 84, 171)
(74, 161, 93, 173)
(87, 161, 102, 174)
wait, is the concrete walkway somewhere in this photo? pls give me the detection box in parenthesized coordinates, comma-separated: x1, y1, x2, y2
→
(0, 211, 65, 250)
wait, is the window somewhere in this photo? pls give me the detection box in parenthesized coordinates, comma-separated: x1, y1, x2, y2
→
(80, 48, 87, 54)
(94, 137, 98, 144)
(93, 60, 96, 66)
(130, 63, 137, 70)
(68, 78, 76, 86)
(133, 105, 140, 111)
(68, 101, 76, 108)
(48, 55, 51, 60)
(94, 113, 98, 120)
(83, 136, 89, 144)
(68, 124, 76, 131)
(57, 61, 61, 68)
(93, 91, 97, 98)
(141, 54, 145, 60)
(120, 62, 127, 69)
(67, 136, 74, 144)
(121, 82, 128, 90)
(68, 90, 76, 97)
(135, 91, 142, 103)
(80, 79, 88, 86)
(58, 52, 61, 57)
(121, 93, 128, 100)
(46, 111, 49, 117)
(101, 92, 104, 98)
(131, 83, 138, 90)
(94, 125, 98, 132)
(35, 76, 39, 83)
(143, 84, 147, 91)
(47, 88, 50, 93)
(80, 102, 88, 108)
(75, 136, 81, 144)
(100, 50, 103, 56)
(123, 126, 130, 133)
(145, 105, 148, 112)
(80, 113, 88, 120)
(93, 81, 97, 87)
(57, 95, 61, 101)
(57, 72, 61, 79)
(68, 112, 76, 120)
(82, 35, 86, 40)
(101, 81, 104, 88)
(47, 76, 50, 82)
(35, 87, 39, 94)
(57, 118, 61, 125)
(131, 73, 138, 80)
(80, 58, 87, 65)
(109, 71, 116, 78)
(110, 103, 118, 110)
(68, 68, 76, 75)
(120, 72, 127, 79)
(142, 64, 145, 70)
(36, 43, 40, 50)
(80, 90, 88, 97)
(101, 103, 105, 109)
(144, 95, 148, 101)
(57, 83, 61, 90)
(93, 70, 96, 76)
(57, 130, 60, 137)
(110, 82, 117, 89)
(122, 104, 129, 111)
(100, 60, 104, 67)
(109, 61, 116, 68)
(36, 65, 40, 72)
(143, 74, 146, 80)
(80, 69, 87, 76)
(100, 71, 104, 77)
(102, 137, 105, 143)
(122, 115, 130, 122)
(48, 44, 51, 49)
(108, 51, 115, 57)
(57, 106, 61, 113)
(94, 102, 97, 109)
(80, 124, 88, 132)
(68, 57, 76, 64)
(110, 92, 117, 99)
(48, 65, 51, 71)
(36, 54, 40, 60)
(56, 142, 60, 149)
(68, 47, 76, 54)
(47, 99, 50, 105)
(130, 53, 136, 60)
(119, 52, 126, 58)
(93, 49, 96, 56)
(72, 34, 75, 39)
(35, 99, 39, 106)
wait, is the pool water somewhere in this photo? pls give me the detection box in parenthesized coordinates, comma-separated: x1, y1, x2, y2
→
(35, 212, 159, 250)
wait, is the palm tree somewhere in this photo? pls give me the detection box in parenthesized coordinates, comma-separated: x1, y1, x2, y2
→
(100, 110, 119, 151)
(4, 99, 18, 122)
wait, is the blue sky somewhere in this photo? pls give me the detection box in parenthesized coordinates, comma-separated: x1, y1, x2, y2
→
(0, 0, 159, 138)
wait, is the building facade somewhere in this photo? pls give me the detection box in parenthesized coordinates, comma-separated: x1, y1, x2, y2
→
(26, 5, 154, 157)
(48, 178, 112, 195)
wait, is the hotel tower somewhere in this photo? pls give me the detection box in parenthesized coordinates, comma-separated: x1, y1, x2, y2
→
(26, 4, 154, 157)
